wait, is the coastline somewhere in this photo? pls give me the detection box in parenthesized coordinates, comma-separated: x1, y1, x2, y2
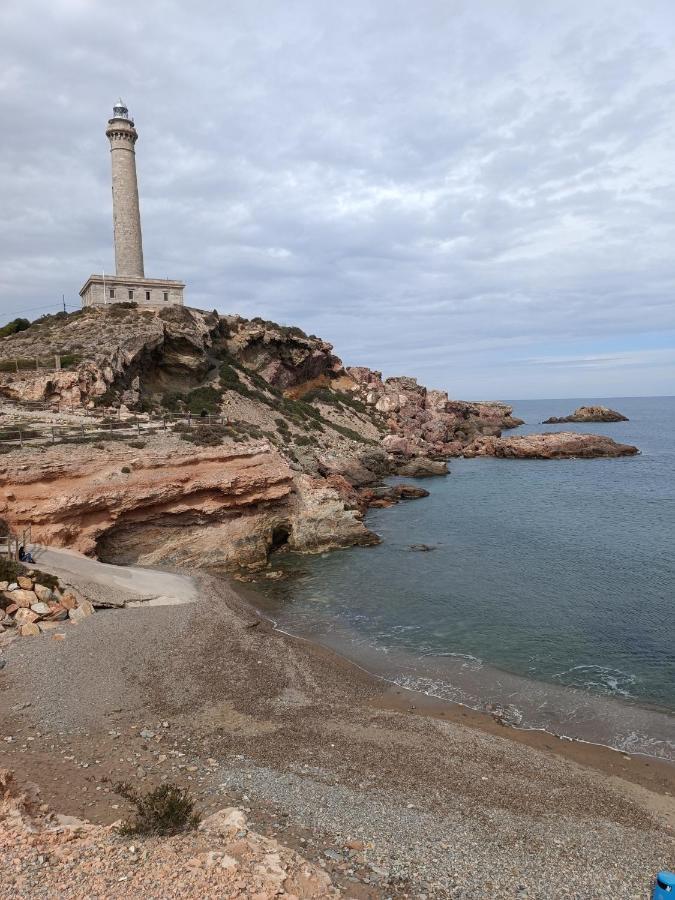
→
(233, 576, 675, 799)
(1, 562, 673, 895)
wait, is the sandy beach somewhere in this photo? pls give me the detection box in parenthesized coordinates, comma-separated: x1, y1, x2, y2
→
(0, 555, 673, 898)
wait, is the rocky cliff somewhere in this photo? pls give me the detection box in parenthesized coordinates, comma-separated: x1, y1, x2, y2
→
(0, 304, 638, 569)
(0, 438, 375, 570)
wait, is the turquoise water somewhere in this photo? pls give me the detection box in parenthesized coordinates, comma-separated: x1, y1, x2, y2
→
(254, 397, 675, 758)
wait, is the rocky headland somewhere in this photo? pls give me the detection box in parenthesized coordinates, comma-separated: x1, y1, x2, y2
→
(0, 304, 640, 573)
(543, 405, 629, 424)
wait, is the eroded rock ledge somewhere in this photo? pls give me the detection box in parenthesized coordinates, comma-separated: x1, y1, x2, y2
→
(463, 432, 639, 459)
(0, 441, 375, 570)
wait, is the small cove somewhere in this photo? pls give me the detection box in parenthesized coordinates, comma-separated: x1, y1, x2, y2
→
(253, 396, 675, 759)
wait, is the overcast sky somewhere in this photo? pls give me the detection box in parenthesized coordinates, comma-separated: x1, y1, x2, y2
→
(1, 0, 674, 399)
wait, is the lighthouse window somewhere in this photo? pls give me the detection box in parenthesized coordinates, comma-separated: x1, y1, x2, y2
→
(128, 289, 134, 300)
(163, 291, 169, 302)
(109, 288, 115, 299)
(145, 290, 151, 301)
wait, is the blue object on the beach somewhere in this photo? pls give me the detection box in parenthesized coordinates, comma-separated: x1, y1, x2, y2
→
(652, 871, 675, 898)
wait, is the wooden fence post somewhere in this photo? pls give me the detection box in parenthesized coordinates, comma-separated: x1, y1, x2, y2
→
(18, 429, 23, 449)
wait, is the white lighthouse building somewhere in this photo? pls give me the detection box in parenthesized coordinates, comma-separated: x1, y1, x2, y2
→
(80, 100, 185, 308)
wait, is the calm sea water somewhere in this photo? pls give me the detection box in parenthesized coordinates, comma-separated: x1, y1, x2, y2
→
(254, 397, 675, 758)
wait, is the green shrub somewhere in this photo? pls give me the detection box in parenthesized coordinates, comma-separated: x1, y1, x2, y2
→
(162, 390, 186, 412)
(28, 568, 60, 590)
(179, 423, 230, 446)
(0, 558, 23, 583)
(0, 317, 30, 339)
(185, 385, 222, 414)
(330, 423, 371, 443)
(114, 781, 200, 837)
(128, 440, 146, 449)
(295, 435, 314, 447)
(59, 353, 82, 369)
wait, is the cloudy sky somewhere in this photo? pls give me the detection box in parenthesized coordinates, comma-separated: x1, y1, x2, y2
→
(1, 0, 674, 399)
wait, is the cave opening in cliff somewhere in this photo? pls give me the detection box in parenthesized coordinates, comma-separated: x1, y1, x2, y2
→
(270, 525, 291, 552)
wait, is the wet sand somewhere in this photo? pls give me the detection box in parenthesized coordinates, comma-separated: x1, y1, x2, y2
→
(1, 569, 673, 897)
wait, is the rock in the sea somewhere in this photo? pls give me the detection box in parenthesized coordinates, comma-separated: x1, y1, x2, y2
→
(463, 432, 639, 459)
(543, 405, 628, 424)
(395, 458, 449, 477)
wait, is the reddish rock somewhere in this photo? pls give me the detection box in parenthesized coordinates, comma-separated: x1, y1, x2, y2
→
(60, 593, 78, 610)
(463, 432, 639, 459)
(543, 405, 628, 424)
(5, 589, 37, 609)
(19, 623, 40, 636)
(14, 608, 39, 626)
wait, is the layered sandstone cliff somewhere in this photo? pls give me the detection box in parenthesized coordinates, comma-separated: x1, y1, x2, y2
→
(0, 438, 374, 570)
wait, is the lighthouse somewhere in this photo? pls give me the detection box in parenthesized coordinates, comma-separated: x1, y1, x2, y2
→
(80, 100, 185, 308)
(107, 99, 145, 279)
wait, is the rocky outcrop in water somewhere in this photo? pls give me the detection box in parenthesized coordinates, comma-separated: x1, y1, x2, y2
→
(543, 405, 628, 424)
(463, 432, 639, 459)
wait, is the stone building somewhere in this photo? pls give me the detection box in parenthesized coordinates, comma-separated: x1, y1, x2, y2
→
(80, 101, 185, 308)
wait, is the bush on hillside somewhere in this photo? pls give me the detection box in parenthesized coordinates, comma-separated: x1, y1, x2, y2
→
(115, 781, 200, 837)
(0, 318, 30, 339)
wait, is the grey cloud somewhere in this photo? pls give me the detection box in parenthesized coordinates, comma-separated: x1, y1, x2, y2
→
(1, 0, 675, 398)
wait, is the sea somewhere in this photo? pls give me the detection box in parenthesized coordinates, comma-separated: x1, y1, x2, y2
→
(253, 397, 675, 759)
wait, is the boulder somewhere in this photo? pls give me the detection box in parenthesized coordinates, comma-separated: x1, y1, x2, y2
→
(381, 435, 414, 456)
(6, 583, 18, 592)
(0, 582, 8, 592)
(395, 458, 449, 477)
(33, 584, 54, 603)
(68, 600, 94, 621)
(30, 602, 51, 617)
(17, 576, 33, 590)
(60, 593, 78, 611)
(14, 608, 39, 626)
(199, 807, 248, 838)
(4, 590, 37, 609)
(19, 623, 40, 637)
(45, 606, 68, 622)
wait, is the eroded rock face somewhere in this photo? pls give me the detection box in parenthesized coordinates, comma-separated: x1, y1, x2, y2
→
(346, 366, 523, 458)
(462, 432, 639, 459)
(543, 405, 629, 424)
(0, 440, 375, 570)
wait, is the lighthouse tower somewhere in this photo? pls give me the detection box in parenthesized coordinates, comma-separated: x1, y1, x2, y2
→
(107, 100, 144, 279)
(79, 101, 185, 308)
